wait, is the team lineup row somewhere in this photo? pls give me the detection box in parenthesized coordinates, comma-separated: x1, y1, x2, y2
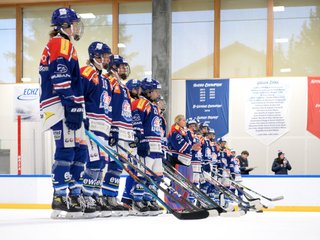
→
(39, 7, 281, 219)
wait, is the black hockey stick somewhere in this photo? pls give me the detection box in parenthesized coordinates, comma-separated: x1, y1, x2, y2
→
(161, 159, 227, 213)
(116, 144, 223, 214)
(114, 144, 211, 213)
(85, 130, 209, 220)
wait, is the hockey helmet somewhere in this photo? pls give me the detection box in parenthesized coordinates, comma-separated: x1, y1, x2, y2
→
(88, 41, 111, 60)
(51, 8, 83, 40)
(141, 77, 161, 92)
(199, 122, 210, 130)
(126, 79, 141, 92)
(217, 137, 227, 143)
(109, 55, 130, 80)
(208, 128, 215, 134)
(186, 117, 199, 126)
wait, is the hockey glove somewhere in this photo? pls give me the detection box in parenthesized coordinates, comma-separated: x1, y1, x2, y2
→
(129, 130, 141, 148)
(137, 141, 150, 158)
(108, 126, 119, 147)
(64, 104, 84, 130)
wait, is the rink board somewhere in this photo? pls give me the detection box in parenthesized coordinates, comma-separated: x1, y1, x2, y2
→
(0, 175, 319, 211)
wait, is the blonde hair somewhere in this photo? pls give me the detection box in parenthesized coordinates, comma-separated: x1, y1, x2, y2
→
(174, 114, 185, 124)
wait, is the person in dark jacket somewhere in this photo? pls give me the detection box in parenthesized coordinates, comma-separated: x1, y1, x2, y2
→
(237, 150, 253, 175)
(272, 152, 292, 174)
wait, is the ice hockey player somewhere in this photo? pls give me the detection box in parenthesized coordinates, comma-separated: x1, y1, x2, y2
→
(120, 79, 150, 216)
(101, 55, 134, 216)
(130, 77, 164, 215)
(186, 118, 202, 204)
(39, 7, 86, 218)
(166, 115, 201, 210)
(80, 41, 113, 218)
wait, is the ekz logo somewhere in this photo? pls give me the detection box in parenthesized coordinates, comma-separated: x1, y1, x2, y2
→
(17, 88, 39, 101)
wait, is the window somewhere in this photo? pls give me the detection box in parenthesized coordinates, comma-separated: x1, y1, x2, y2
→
(0, 8, 16, 83)
(71, 4, 112, 67)
(23, 6, 62, 83)
(119, 2, 152, 80)
(220, 0, 267, 78)
(274, 0, 320, 76)
(172, 0, 214, 79)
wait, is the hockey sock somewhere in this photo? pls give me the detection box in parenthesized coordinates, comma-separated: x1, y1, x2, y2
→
(102, 161, 122, 197)
(52, 160, 71, 196)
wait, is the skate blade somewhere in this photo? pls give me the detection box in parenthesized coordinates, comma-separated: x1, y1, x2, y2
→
(148, 211, 159, 216)
(100, 211, 112, 217)
(65, 211, 84, 219)
(220, 210, 246, 217)
(121, 211, 130, 217)
(51, 210, 67, 219)
(83, 212, 100, 219)
(130, 210, 149, 216)
(111, 211, 123, 217)
(208, 209, 219, 217)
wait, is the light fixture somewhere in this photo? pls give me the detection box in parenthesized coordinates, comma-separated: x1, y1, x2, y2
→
(275, 38, 288, 43)
(280, 68, 291, 73)
(79, 13, 96, 19)
(117, 43, 126, 48)
(273, 6, 285, 12)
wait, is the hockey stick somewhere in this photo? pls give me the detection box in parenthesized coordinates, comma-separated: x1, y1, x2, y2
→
(116, 144, 223, 214)
(161, 160, 228, 213)
(115, 144, 218, 214)
(202, 171, 263, 211)
(85, 130, 209, 220)
(214, 170, 284, 202)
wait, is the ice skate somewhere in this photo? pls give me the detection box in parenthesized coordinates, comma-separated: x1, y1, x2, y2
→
(94, 196, 112, 217)
(106, 196, 129, 217)
(82, 196, 100, 218)
(132, 201, 149, 216)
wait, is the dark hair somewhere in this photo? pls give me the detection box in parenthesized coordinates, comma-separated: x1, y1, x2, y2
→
(241, 150, 249, 156)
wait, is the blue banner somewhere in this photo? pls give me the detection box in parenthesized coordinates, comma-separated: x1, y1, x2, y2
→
(186, 79, 229, 138)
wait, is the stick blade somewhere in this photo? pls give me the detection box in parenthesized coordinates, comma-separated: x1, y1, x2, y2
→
(270, 196, 284, 201)
(172, 210, 209, 220)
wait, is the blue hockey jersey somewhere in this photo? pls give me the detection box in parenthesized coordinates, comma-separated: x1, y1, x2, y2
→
(81, 65, 112, 139)
(131, 97, 162, 157)
(168, 124, 192, 166)
(107, 75, 134, 142)
(39, 35, 84, 130)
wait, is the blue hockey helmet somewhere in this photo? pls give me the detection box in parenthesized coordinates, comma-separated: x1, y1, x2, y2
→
(217, 137, 227, 143)
(208, 128, 215, 134)
(199, 122, 210, 130)
(126, 79, 141, 91)
(141, 77, 161, 92)
(109, 55, 130, 80)
(51, 8, 83, 40)
(88, 41, 111, 60)
(186, 117, 199, 126)
(51, 8, 80, 28)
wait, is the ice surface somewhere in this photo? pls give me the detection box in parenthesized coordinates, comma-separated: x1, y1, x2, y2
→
(0, 209, 319, 240)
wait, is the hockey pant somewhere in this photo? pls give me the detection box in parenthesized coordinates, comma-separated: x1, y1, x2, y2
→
(82, 136, 108, 197)
(51, 120, 87, 197)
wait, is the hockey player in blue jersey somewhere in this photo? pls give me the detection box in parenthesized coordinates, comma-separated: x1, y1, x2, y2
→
(185, 118, 202, 204)
(101, 55, 134, 216)
(130, 77, 164, 215)
(39, 7, 86, 218)
(120, 79, 150, 215)
(166, 115, 201, 210)
(80, 41, 113, 217)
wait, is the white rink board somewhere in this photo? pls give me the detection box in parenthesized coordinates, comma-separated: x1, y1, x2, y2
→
(0, 175, 319, 207)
